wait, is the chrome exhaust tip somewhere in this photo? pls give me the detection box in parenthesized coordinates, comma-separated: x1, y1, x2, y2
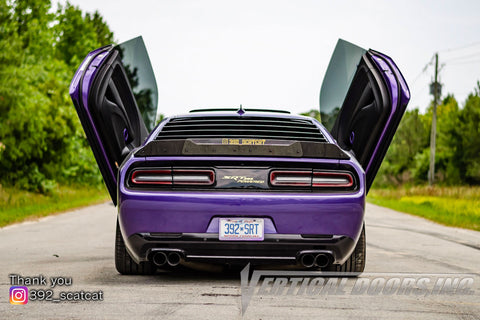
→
(152, 252, 168, 267)
(314, 253, 330, 268)
(300, 254, 316, 268)
(167, 252, 181, 267)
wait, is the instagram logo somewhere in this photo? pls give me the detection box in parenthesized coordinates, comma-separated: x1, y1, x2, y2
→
(9, 286, 28, 305)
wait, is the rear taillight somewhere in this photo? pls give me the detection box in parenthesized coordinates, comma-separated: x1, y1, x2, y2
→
(172, 169, 215, 185)
(270, 170, 354, 188)
(131, 169, 172, 185)
(270, 171, 311, 186)
(312, 171, 353, 187)
(131, 169, 215, 186)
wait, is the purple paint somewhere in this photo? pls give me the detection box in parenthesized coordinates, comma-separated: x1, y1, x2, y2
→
(70, 47, 117, 189)
(117, 156, 365, 240)
(365, 53, 409, 174)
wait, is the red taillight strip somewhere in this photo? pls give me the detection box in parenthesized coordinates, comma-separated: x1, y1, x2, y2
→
(172, 169, 215, 185)
(312, 171, 353, 187)
(131, 169, 215, 186)
(270, 171, 312, 186)
(270, 170, 354, 188)
(131, 169, 172, 185)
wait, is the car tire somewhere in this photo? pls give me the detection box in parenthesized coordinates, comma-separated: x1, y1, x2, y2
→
(115, 221, 156, 275)
(327, 223, 365, 273)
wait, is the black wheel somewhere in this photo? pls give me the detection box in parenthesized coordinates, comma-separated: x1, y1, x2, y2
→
(327, 224, 366, 273)
(115, 221, 156, 275)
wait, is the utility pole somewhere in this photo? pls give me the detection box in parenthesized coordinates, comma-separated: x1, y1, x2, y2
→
(428, 53, 440, 186)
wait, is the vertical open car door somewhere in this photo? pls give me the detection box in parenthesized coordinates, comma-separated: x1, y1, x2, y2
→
(69, 36, 158, 205)
(320, 39, 410, 193)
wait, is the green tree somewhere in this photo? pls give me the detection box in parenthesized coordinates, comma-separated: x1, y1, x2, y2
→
(435, 95, 462, 184)
(375, 109, 429, 186)
(301, 109, 321, 122)
(300, 108, 338, 130)
(55, 2, 114, 69)
(458, 83, 480, 183)
(0, 0, 113, 193)
(376, 88, 480, 187)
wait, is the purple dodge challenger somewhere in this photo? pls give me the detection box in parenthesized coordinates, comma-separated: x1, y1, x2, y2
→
(70, 37, 409, 275)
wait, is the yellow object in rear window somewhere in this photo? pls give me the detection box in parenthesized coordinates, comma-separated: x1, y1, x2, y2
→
(221, 138, 266, 145)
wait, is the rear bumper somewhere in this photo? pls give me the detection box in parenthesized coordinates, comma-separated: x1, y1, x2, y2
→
(117, 189, 365, 243)
(117, 156, 366, 266)
(125, 232, 356, 266)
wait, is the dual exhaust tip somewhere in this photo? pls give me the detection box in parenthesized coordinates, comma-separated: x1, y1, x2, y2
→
(152, 251, 182, 267)
(299, 252, 332, 268)
(152, 250, 331, 268)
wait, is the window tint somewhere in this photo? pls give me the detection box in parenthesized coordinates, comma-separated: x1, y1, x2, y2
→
(115, 36, 158, 131)
(319, 39, 366, 132)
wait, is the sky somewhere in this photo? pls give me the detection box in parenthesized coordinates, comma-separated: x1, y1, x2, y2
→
(62, 0, 480, 117)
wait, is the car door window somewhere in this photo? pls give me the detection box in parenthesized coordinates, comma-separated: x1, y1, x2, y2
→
(116, 37, 158, 131)
(319, 39, 366, 132)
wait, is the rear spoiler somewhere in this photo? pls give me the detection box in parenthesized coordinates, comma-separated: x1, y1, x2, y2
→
(135, 139, 350, 159)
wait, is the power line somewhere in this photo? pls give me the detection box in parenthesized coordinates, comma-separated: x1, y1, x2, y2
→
(443, 51, 480, 63)
(448, 58, 480, 66)
(411, 69, 428, 84)
(439, 41, 480, 53)
(411, 55, 435, 85)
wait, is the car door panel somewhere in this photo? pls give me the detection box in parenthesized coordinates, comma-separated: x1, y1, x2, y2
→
(70, 37, 156, 205)
(320, 40, 410, 192)
(91, 51, 148, 164)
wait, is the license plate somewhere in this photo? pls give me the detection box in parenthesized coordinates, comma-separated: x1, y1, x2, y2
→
(219, 218, 264, 241)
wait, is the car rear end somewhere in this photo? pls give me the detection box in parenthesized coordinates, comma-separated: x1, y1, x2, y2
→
(117, 111, 366, 269)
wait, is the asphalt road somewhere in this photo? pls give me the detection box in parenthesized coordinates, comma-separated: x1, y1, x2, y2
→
(1, 202, 479, 319)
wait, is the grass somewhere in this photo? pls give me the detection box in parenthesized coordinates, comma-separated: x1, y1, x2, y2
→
(367, 186, 480, 231)
(0, 184, 110, 228)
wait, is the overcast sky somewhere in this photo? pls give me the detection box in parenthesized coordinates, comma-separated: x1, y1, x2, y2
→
(64, 0, 480, 117)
